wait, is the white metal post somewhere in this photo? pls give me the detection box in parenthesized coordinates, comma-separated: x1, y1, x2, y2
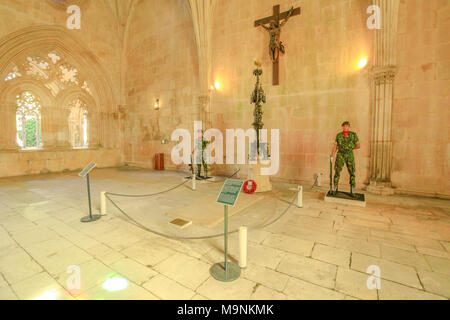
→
(239, 226, 248, 269)
(297, 186, 303, 208)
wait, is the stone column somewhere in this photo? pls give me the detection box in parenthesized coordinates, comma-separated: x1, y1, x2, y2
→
(87, 110, 99, 148)
(198, 94, 210, 127)
(41, 105, 55, 149)
(50, 107, 71, 149)
(187, 0, 216, 127)
(367, 0, 399, 195)
(0, 102, 20, 150)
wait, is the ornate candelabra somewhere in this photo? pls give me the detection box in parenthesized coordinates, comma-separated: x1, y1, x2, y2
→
(251, 61, 266, 155)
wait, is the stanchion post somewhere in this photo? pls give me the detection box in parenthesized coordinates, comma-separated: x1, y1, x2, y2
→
(239, 226, 248, 269)
(80, 172, 101, 223)
(210, 179, 241, 282)
(224, 205, 229, 279)
(101, 191, 106, 215)
(192, 173, 196, 191)
(297, 186, 303, 208)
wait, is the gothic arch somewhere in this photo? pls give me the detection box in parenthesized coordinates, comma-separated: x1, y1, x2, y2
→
(0, 25, 118, 150)
(0, 25, 116, 113)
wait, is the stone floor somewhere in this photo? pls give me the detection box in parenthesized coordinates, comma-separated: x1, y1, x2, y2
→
(0, 168, 449, 300)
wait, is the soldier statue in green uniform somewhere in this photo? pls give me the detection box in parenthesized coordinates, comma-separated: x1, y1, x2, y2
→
(330, 121, 360, 196)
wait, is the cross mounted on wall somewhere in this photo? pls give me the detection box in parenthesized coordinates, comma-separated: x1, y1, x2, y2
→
(254, 4, 301, 86)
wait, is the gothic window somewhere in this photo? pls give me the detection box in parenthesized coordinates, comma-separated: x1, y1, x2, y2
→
(16, 92, 42, 149)
(68, 99, 88, 148)
(3, 52, 92, 97)
(3, 50, 95, 150)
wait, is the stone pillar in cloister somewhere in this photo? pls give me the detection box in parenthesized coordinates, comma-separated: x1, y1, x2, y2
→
(0, 102, 20, 150)
(366, 0, 399, 195)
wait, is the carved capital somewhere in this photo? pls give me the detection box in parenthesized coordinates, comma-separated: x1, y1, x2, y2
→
(371, 65, 397, 85)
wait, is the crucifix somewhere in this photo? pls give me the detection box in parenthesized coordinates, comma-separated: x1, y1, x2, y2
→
(255, 4, 301, 86)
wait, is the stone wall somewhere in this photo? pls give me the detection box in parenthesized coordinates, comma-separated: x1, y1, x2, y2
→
(392, 0, 450, 197)
(123, 0, 200, 170)
(210, 0, 373, 188)
(0, 0, 448, 197)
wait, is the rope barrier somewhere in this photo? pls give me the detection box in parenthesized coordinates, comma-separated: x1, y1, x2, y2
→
(202, 169, 240, 183)
(104, 191, 297, 240)
(105, 179, 189, 198)
(102, 167, 298, 241)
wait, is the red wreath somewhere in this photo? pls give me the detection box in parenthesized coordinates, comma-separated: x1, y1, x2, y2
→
(243, 180, 257, 194)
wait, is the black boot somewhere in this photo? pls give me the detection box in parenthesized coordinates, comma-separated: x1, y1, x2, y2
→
(333, 186, 339, 196)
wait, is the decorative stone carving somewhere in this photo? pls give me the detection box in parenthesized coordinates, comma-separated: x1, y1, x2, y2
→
(367, 0, 400, 196)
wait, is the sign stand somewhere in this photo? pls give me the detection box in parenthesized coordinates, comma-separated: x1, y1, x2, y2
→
(79, 162, 101, 223)
(210, 179, 244, 282)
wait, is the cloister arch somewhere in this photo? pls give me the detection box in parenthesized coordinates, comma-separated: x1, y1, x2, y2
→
(0, 25, 118, 150)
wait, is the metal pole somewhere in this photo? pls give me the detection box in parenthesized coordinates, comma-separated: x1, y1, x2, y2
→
(224, 205, 228, 280)
(87, 174, 93, 220)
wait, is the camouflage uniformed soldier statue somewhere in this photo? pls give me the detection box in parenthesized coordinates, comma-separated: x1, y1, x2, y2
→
(330, 121, 360, 196)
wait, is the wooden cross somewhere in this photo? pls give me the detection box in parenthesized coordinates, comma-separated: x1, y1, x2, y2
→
(255, 5, 301, 86)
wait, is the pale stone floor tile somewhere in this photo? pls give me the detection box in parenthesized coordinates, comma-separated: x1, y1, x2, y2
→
(196, 277, 256, 300)
(378, 280, 447, 300)
(251, 285, 286, 300)
(54, 259, 115, 297)
(248, 229, 271, 244)
(262, 233, 314, 257)
(417, 247, 450, 259)
(336, 236, 381, 257)
(85, 243, 125, 265)
(11, 226, 60, 247)
(344, 295, 360, 300)
(284, 277, 345, 300)
(32, 245, 94, 276)
(11, 272, 73, 300)
(277, 224, 337, 247)
(312, 243, 351, 267)
(121, 240, 176, 267)
(95, 228, 144, 251)
(368, 236, 417, 252)
(418, 270, 450, 298)
(143, 274, 195, 300)
(23, 237, 73, 259)
(343, 216, 390, 231)
(1, 170, 450, 300)
(0, 274, 7, 288)
(154, 253, 211, 291)
(441, 241, 450, 253)
(0, 215, 37, 234)
(381, 246, 431, 271)
(0, 229, 16, 250)
(191, 294, 209, 300)
(61, 232, 101, 250)
(335, 268, 378, 300)
(110, 258, 158, 285)
(80, 281, 159, 300)
(319, 212, 344, 223)
(246, 243, 286, 270)
(276, 253, 337, 289)
(242, 264, 290, 292)
(0, 247, 43, 284)
(0, 286, 18, 300)
(351, 252, 422, 289)
(424, 255, 450, 276)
